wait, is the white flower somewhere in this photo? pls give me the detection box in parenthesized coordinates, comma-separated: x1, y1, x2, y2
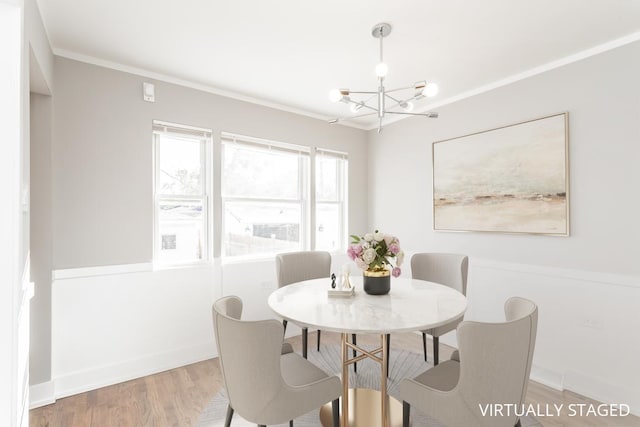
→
(364, 233, 374, 242)
(373, 231, 384, 241)
(396, 250, 405, 267)
(363, 248, 376, 264)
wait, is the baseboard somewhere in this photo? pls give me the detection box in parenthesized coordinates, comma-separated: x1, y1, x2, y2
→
(29, 381, 55, 409)
(563, 370, 639, 417)
(530, 364, 564, 390)
(54, 341, 216, 399)
(418, 335, 637, 416)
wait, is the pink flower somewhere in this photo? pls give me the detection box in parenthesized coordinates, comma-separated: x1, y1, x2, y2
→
(392, 267, 402, 277)
(389, 243, 400, 255)
(347, 244, 363, 260)
(355, 258, 368, 271)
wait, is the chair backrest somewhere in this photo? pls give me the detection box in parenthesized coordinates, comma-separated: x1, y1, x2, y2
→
(276, 250, 331, 287)
(212, 296, 286, 422)
(456, 297, 538, 427)
(410, 253, 469, 295)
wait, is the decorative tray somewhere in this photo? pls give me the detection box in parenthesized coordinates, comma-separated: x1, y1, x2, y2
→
(327, 288, 355, 298)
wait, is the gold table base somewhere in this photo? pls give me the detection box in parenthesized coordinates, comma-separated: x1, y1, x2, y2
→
(319, 388, 405, 427)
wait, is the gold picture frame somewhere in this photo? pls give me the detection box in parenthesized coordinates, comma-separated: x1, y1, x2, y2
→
(432, 112, 569, 236)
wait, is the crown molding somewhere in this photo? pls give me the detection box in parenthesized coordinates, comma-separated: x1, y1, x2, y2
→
(54, 30, 640, 133)
(53, 48, 368, 131)
(370, 30, 640, 131)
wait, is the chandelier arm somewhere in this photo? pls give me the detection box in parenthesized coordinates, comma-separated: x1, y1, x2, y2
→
(342, 97, 378, 112)
(347, 90, 379, 95)
(384, 84, 419, 94)
(328, 111, 379, 124)
(385, 111, 438, 117)
(359, 103, 379, 112)
(384, 94, 404, 104)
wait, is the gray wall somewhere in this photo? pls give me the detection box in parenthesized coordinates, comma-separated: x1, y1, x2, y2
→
(366, 41, 640, 409)
(30, 93, 53, 385)
(368, 40, 640, 276)
(52, 57, 368, 268)
(29, 57, 368, 387)
(26, 0, 54, 387)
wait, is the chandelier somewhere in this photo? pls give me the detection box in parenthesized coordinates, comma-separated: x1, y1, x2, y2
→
(328, 23, 439, 132)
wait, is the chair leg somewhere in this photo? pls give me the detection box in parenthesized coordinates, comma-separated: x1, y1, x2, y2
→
(283, 319, 288, 334)
(433, 336, 439, 366)
(302, 328, 308, 359)
(402, 401, 410, 427)
(332, 398, 340, 427)
(352, 334, 357, 372)
(515, 419, 522, 427)
(224, 405, 234, 427)
(422, 332, 427, 362)
(290, 420, 294, 427)
(386, 334, 391, 377)
(258, 425, 266, 427)
(317, 329, 321, 351)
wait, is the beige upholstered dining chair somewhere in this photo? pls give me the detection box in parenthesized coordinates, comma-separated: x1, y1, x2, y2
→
(276, 251, 332, 358)
(399, 297, 538, 427)
(411, 253, 469, 365)
(213, 296, 341, 427)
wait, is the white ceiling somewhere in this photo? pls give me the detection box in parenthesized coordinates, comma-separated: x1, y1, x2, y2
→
(37, 0, 640, 129)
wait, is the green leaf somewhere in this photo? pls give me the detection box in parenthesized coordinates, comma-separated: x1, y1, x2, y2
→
(349, 234, 361, 243)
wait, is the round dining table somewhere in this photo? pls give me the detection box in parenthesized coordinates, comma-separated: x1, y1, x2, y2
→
(268, 276, 467, 427)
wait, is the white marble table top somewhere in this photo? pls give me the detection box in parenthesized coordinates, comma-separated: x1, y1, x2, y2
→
(268, 277, 467, 334)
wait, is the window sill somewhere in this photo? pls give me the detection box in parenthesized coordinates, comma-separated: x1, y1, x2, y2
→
(152, 260, 214, 271)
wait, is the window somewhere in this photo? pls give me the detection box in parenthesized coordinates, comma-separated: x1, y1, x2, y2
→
(153, 121, 211, 265)
(221, 134, 309, 257)
(315, 149, 348, 252)
(221, 133, 349, 258)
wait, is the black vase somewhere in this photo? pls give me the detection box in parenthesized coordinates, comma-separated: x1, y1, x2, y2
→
(363, 270, 391, 295)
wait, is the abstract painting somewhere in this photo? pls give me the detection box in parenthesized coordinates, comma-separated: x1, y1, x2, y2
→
(433, 113, 569, 235)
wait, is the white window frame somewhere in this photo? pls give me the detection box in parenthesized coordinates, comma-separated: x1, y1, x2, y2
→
(220, 133, 350, 260)
(152, 120, 213, 267)
(220, 133, 310, 259)
(314, 148, 349, 252)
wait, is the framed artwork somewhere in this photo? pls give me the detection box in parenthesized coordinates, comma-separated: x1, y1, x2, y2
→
(433, 112, 569, 235)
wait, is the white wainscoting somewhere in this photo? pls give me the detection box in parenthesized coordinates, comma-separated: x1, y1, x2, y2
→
(34, 255, 639, 416)
(461, 257, 640, 416)
(50, 261, 221, 400)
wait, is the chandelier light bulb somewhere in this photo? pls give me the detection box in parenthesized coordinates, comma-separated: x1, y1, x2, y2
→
(422, 82, 439, 98)
(329, 89, 343, 102)
(400, 101, 414, 112)
(375, 62, 389, 77)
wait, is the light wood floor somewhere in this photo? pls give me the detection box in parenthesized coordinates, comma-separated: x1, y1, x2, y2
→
(30, 332, 638, 427)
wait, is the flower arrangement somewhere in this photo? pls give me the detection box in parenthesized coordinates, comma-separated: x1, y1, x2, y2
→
(347, 230, 404, 277)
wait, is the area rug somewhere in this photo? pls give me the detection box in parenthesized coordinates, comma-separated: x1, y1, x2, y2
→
(196, 345, 541, 427)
